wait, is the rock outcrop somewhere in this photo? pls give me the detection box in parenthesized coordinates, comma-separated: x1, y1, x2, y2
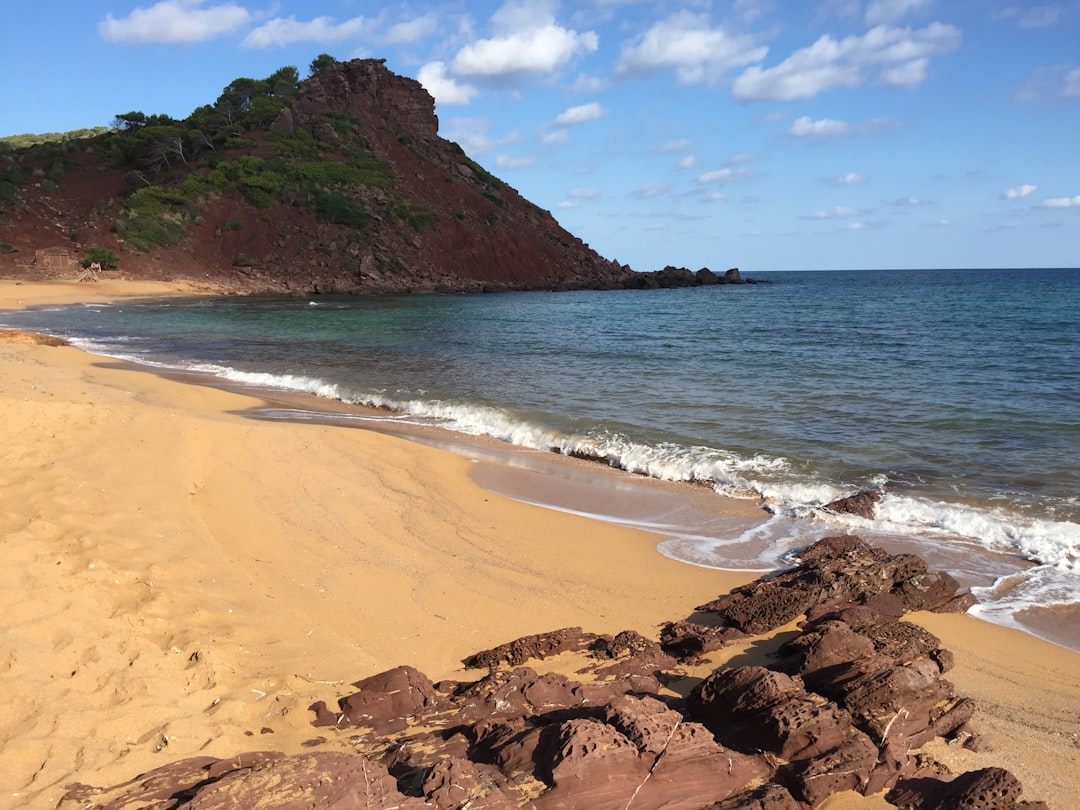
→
(60, 537, 1042, 809)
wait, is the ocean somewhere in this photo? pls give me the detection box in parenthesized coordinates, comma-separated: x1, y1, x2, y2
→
(5, 267, 1079, 648)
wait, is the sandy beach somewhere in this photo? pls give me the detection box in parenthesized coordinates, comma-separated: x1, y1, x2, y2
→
(1, 279, 1078, 808)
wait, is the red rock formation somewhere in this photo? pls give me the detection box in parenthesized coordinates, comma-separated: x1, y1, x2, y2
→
(63, 537, 1046, 810)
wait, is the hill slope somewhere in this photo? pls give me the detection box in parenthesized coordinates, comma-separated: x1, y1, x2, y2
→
(0, 58, 645, 294)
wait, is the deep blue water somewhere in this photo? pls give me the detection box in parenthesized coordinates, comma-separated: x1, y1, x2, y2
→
(5, 267, 1079, 639)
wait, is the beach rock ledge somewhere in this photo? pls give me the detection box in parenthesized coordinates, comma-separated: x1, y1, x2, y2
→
(59, 536, 1044, 809)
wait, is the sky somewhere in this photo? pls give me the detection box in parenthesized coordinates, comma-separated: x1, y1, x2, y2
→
(2, 1, 1078, 272)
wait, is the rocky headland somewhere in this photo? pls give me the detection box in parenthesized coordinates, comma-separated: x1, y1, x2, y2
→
(60, 536, 1045, 809)
(0, 58, 755, 295)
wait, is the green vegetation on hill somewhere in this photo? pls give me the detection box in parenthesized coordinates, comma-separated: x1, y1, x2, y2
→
(0, 55, 434, 257)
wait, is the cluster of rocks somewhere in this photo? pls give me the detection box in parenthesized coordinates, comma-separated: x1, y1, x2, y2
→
(623, 266, 764, 290)
(60, 536, 1044, 809)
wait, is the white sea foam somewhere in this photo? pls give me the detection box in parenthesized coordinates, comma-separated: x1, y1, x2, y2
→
(50, 348, 1080, 622)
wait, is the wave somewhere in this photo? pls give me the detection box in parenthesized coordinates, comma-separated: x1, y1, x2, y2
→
(55, 346, 1080, 618)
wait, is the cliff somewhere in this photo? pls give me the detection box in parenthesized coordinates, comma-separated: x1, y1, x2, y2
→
(0, 59, 723, 294)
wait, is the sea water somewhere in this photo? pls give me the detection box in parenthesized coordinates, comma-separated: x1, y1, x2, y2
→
(5, 268, 1078, 647)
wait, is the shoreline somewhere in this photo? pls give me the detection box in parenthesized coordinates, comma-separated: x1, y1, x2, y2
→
(2, 279, 1079, 808)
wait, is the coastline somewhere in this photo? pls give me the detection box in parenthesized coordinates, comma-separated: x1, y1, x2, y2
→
(2, 279, 1078, 808)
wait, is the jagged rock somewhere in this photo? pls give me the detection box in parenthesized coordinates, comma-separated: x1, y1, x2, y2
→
(467, 626, 600, 669)
(887, 766, 1048, 809)
(707, 783, 807, 809)
(310, 665, 440, 733)
(696, 267, 719, 285)
(822, 488, 882, 519)
(688, 666, 857, 762)
(660, 619, 747, 660)
(779, 734, 880, 806)
(696, 535, 975, 635)
(60, 752, 426, 809)
(59, 756, 224, 808)
(421, 757, 517, 809)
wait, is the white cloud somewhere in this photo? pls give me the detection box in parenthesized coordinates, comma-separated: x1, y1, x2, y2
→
(633, 183, 671, 199)
(805, 205, 862, 219)
(557, 200, 579, 209)
(725, 152, 761, 166)
(1065, 67, 1080, 98)
(865, 0, 933, 26)
(1003, 184, 1038, 199)
(834, 172, 868, 185)
(615, 11, 768, 83)
(1039, 195, 1080, 208)
(450, 7, 598, 78)
(541, 129, 570, 145)
(678, 155, 697, 169)
(789, 116, 849, 137)
(1017, 5, 1063, 28)
(1018, 65, 1080, 101)
(99, 0, 250, 44)
(441, 117, 518, 155)
(554, 102, 604, 126)
(697, 167, 756, 184)
(653, 138, 693, 153)
(417, 62, 478, 105)
(884, 57, 928, 87)
(385, 14, 438, 44)
(243, 15, 371, 48)
(567, 187, 601, 199)
(732, 22, 960, 100)
(572, 73, 609, 93)
(494, 154, 535, 169)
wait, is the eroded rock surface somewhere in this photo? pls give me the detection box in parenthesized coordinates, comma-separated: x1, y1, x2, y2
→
(63, 537, 1045, 810)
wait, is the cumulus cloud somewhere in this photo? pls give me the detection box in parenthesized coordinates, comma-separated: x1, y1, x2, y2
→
(418, 62, 478, 105)
(834, 172, 868, 185)
(615, 11, 768, 83)
(732, 22, 960, 100)
(554, 102, 604, 126)
(541, 129, 571, 145)
(242, 15, 370, 48)
(494, 154, 536, 169)
(1039, 195, 1080, 208)
(653, 138, 693, 153)
(725, 152, 761, 166)
(572, 73, 609, 93)
(450, 3, 598, 78)
(1018, 65, 1080, 101)
(441, 117, 518, 155)
(385, 13, 438, 44)
(865, 0, 933, 26)
(999, 5, 1064, 29)
(804, 205, 863, 219)
(789, 116, 849, 137)
(884, 56, 928, 87)
(633, 183, 671, 199)
(1065, 67, 1080, 98)
(1003, 184, 1038, 199)
(99, 0, 250, 44)
(697, 167, 756, 184)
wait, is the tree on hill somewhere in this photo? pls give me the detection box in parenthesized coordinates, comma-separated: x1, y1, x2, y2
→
(309, 53, 338, 76)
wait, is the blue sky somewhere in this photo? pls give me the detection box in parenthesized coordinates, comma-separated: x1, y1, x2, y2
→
(3, 1, 1078, 271)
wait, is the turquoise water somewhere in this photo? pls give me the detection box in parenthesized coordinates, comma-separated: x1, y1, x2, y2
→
(5, 268, 1079, 640)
